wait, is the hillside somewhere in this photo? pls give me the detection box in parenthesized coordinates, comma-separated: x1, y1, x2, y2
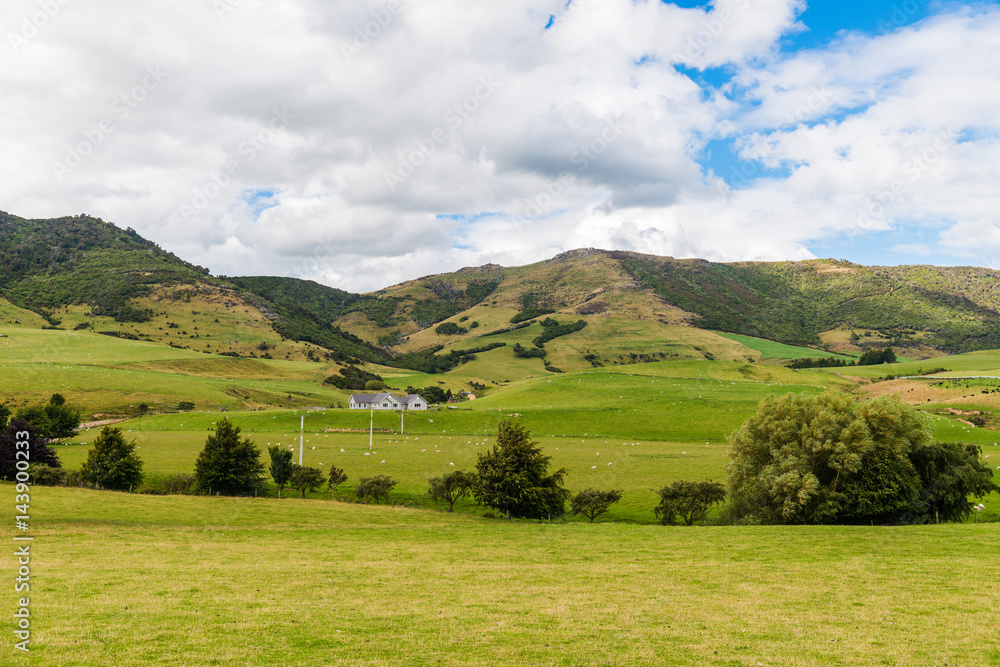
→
(351, 250, 1000, 362)
(8, 212, 1000, 382)
(0, 212, 388, 364)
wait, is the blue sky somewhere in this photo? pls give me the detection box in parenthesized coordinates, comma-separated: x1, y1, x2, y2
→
(6, 0, 1000, 290)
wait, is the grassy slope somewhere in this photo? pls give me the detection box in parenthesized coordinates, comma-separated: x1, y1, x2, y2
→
(715, 332, 856, 361)
(3, 487, 999, 666)
(0, 327, 354, 414)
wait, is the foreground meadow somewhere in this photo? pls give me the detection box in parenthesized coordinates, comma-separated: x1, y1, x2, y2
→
(3, 487, 999, 666)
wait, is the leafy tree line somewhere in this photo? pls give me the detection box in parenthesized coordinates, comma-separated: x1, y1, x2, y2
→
(513, 343, 547, 359)
(532, 318, 587, 346)
(323, 365, 387, 391)
(788, 347, 894, 369)
(478, 321, 532, 337)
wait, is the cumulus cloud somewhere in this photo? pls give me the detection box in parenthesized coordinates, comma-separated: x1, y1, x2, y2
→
(2, 0, 999, 291)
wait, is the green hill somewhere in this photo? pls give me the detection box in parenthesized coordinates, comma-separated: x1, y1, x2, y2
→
(9, 212, 1000, 381)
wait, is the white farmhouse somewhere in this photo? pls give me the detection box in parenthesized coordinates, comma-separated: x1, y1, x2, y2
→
(349, 392, 428, 411)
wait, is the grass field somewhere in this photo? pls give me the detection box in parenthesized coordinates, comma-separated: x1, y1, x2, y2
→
(6, 324, 1000, 665)
(715, 333, 856, 361)
(3, 486, 999, 666)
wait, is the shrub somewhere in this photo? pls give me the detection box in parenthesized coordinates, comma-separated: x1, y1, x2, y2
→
(655, 480, 726, 525)
(356, 475, 398, 504)
(570, 489, 623, 523)
(289, 465, 325, 498)
(28, 463, 66, 486)
(428, 470, 475, 511)
(435, 322, 468, 336)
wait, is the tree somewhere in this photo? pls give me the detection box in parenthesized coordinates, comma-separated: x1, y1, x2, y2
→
(910, 442, 999, 523)
(79, 426, 144, 491)
(289, 465, 325, 498)
(654, 480, 726, 526)
(327, 465, 348, 500)
(194, 418, 266, 496)
(726, 392, 944, 525)
(0, 402, 10, 427)
(15, 398, 81, 440)
(419, 386, 447, 404)
(0, 419, 61, 480)
(428, 470, 475, 511)
(473, 421, 570, 519)
(858, 347, 897, 365)
(570, 488, 623, 523)
(268, 445, 294, 498)
(356, 475, 397, 504)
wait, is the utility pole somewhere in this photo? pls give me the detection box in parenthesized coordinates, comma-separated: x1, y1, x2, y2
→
(369, 407, 374, 450)
(400, 404, 404, 434)
(299, 414, 304, 466)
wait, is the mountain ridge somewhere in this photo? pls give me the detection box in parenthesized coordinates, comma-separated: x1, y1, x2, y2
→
(5, 212, 1000, 367)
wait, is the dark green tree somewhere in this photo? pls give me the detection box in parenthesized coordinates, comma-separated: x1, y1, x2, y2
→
(15, 398, 81, 440)
(194, 418, 266, 496)
(570, 488, 623, 523)
(356, 475, 397, 504)
(327, 465, 348, 500)
(49, 393, 66, 406)
(858, 347, 897, 365)
(654, 480, 726, 525)
(289, 465, 326, 498)
(910, 442, 999, 523)
(419, 386, 447, 404)
(428, 470, 475, 511)
(0, 419, 61, 480)
(268, 445, 294, 498)
(79, 426, 144, 492)
(0, 402, 10, 427)
(473, 421, 570, 519)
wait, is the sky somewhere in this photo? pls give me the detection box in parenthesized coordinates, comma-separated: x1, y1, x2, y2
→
(3, 0, 1000, 292)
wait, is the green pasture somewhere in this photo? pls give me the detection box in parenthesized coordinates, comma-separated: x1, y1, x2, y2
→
(715, 332, 856, 361)
(842, 349, 1000, 378)
(0, 327, 352, 413)
(3, 486, 999, 666)
(58, 409, 728, 523)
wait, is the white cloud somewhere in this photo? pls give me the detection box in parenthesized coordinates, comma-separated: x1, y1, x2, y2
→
(3, 0, 1000, 291)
